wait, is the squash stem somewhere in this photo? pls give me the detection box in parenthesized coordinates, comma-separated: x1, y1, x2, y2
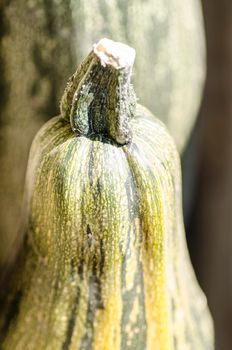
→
(60, 38, 137, 145)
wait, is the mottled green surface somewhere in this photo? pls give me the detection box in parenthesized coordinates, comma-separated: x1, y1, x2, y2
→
(0, 0, 205, 265)
(0, 0, 74, 265)
(0, 46, 213, 349)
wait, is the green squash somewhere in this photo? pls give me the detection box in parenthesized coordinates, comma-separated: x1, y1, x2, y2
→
(0, 0, 205, 265)
(0, 39, 213, 350)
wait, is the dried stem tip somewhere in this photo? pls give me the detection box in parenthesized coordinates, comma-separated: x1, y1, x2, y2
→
(93, 38, 136, 69)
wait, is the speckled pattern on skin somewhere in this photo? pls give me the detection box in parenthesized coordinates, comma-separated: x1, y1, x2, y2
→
(0, 0, 206, 270)
(0, 43, 213, 350)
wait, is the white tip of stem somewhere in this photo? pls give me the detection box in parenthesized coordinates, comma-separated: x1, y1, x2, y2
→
(93, 38, 136, 69)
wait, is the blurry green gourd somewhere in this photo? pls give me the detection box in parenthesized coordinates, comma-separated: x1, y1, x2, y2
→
(0, 39, 213, 350)
(71, 0, 206, 152)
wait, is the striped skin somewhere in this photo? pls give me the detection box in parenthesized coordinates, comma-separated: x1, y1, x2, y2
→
(1, 105, 213, 350)
(0, 0, 206, 270)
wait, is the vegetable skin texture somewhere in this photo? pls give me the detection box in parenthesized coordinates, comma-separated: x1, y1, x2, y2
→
(0, 39, 213, 350)
(0, 0, 206, 267)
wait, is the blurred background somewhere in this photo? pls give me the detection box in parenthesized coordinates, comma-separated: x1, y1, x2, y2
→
(183, 1, 232, 349)
(0, 0, 231, 349)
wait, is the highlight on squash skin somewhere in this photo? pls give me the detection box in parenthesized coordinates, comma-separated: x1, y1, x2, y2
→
(0, 39, 214, 350)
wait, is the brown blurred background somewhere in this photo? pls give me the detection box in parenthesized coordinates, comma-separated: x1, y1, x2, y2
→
(183, 1, 232, 349)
